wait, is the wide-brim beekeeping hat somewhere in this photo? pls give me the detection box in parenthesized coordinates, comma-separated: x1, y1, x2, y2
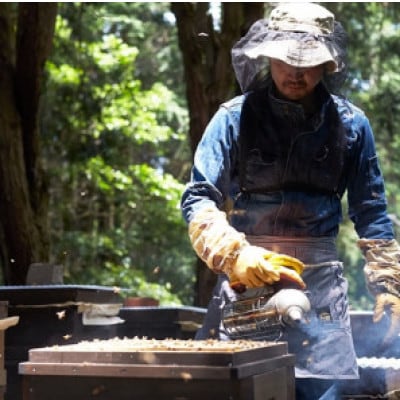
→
(232, 2, 347, 92)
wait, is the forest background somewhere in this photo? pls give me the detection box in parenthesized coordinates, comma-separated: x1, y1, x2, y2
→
(0, 2, 399, 309)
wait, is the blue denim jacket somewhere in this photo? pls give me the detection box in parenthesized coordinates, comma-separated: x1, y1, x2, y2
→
(181, 88, 394, 240)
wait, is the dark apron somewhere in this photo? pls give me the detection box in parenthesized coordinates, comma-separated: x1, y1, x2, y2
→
(196, 236, 359, 379)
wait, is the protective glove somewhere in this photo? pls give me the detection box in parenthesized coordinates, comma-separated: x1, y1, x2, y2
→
(373, 293, 400, 347)
(358, 238, 400, 346)
(228, 245, 305, 290)
(189, 206, 305, 289)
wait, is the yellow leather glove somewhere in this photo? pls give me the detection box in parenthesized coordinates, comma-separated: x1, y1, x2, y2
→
(189, 206, 305, 289)
(373, 293, 400, 347)
(358, 238, 400, 346)
(228, 245, 306, 290)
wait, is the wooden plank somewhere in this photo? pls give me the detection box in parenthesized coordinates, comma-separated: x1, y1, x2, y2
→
(20, 337, 295, 400)
(26, 340, 288, 367)
(20, 362, 233, 379)
(252, 367, 294, 400)
(230, 341, 288, 365)
(232, 354, 296, 379)
(20, 354, 294, 381)
(0, 285, 123, 306)
(22, 375, 263, 400)
(20, 353, 295, 380)
(0, 316, 19, 330)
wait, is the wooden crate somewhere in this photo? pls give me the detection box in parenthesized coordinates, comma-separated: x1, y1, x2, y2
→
(20, 338, 296, 400)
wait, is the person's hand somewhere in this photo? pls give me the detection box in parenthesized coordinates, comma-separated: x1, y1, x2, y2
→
(373, 292, 400, 347)
(228, 245, 305, 290)
(357, 238, 400, 347)
(188, 206, 305, 290)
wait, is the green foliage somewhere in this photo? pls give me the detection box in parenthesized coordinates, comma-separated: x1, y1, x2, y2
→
(92, 262, 182, 306)
(325, 3, 400, 309)
(39, 3, 400, 310)
(41, 3, 195, 305)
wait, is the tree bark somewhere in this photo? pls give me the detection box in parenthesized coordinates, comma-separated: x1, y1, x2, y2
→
(172, 2, 264, 306)
(0, 3, 57, 284)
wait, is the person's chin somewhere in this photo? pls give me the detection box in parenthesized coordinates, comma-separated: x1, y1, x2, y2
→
(282, 85, 308, 100)
(284, 91, 305, 101)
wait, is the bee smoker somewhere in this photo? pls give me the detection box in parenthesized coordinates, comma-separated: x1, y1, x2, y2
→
(222, 286, 311, 341)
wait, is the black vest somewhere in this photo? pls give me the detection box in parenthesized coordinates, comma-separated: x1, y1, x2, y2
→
(239, 86, 347, 195)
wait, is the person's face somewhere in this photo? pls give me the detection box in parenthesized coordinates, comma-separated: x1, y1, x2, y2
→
(269, 59, 325, 101)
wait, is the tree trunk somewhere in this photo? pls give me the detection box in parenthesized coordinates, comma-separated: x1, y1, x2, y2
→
(171, 2, 265, 306)
(0, 3, 57, 284)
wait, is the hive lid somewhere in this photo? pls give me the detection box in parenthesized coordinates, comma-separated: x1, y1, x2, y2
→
(19, 338, 294, 380)
(0, 285, 123, 306)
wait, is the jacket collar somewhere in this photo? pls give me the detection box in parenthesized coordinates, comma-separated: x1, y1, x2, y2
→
(267, 82, 332, 128)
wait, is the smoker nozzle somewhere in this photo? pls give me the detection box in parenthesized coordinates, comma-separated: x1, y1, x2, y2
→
(284, 305, 305, 325)
(273, 289, 311, 327)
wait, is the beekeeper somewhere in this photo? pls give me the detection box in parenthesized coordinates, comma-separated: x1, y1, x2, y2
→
(181, 3, 399, 399)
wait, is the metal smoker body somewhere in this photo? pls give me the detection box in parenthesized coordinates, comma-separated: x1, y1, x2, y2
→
(222, 287, 311, 341)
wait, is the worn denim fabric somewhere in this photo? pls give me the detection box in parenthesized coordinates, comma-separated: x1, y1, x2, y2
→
(287, 262, 358, 379)
(181, 85, 394, 240)
(296, 379, 338, 400)
(182, 84, 393, 379)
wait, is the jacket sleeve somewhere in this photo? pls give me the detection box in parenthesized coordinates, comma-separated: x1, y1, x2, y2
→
(345, 109, 394, 239)
(180, 101, 241, 224)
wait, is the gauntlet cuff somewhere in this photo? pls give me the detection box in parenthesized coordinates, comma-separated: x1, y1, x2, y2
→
(188, 206, 248, 274)
(358, 238, 400, 297)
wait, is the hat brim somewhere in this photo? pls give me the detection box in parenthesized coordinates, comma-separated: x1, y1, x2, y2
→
(244, 39, 338, 73)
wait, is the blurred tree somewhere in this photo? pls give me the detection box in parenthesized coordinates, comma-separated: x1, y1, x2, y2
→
(173, 2, 400, 308)
(1, 2, 399, 311)
(326, 3, 400, 309)
(171, 2, 266, 306)
(41, 3, 192, 304)
(0, 3, 57, 284)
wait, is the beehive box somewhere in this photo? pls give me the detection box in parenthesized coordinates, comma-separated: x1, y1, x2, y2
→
(0, 285, 123, 400)
(20, 337, 296, 400)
